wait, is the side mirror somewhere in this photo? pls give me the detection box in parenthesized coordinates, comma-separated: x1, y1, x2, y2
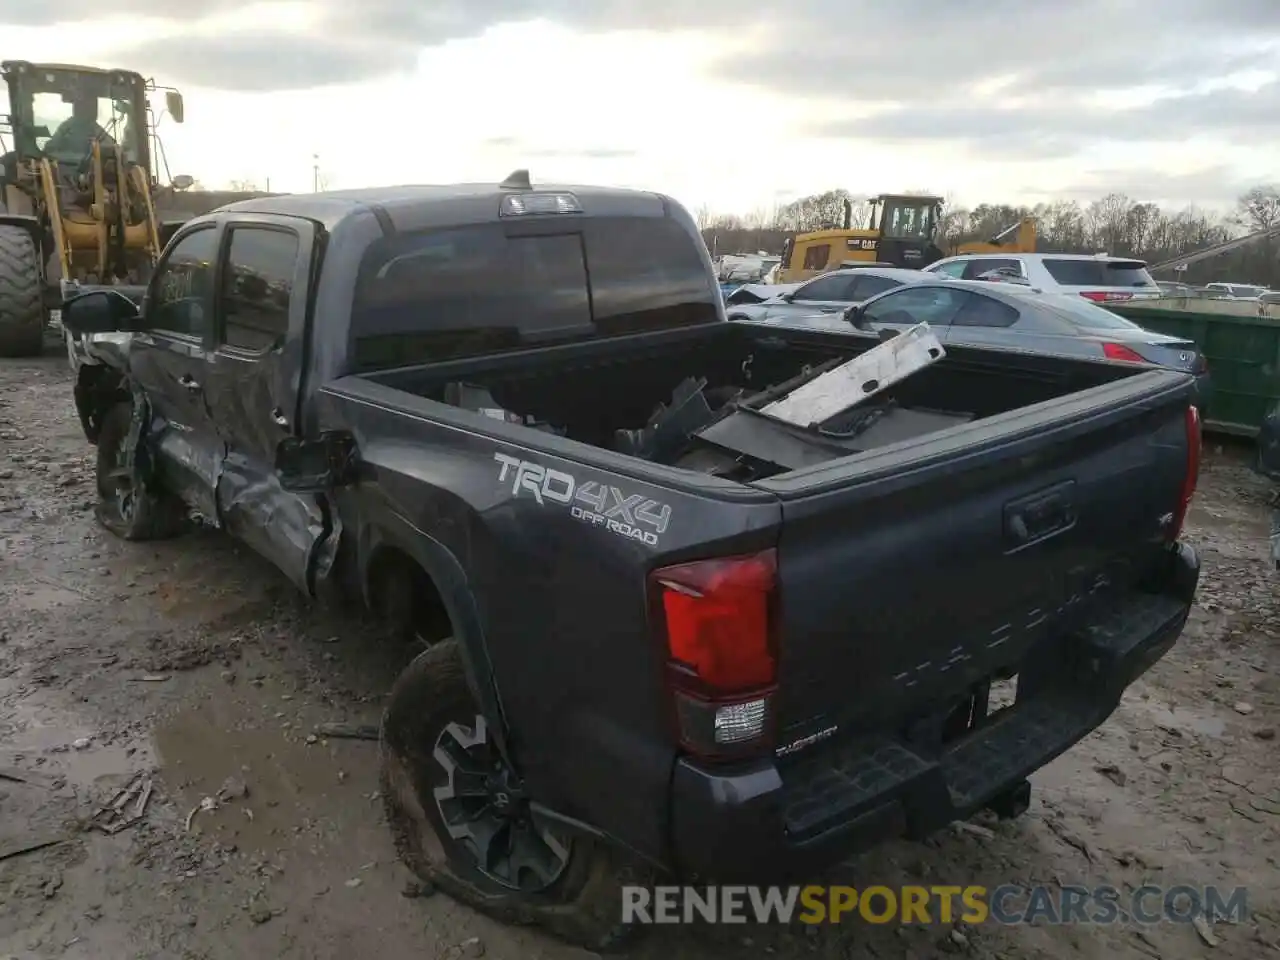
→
(843, 304, 871, 330)
(60, 290, 140, 335)
(165, 91, 185, 124)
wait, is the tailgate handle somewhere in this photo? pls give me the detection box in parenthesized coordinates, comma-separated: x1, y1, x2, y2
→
(1005, 481, 1076, 549)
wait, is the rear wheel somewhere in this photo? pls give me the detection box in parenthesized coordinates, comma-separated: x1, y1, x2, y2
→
(0, 224, 46, 358)
(380, 640, 646, 950)
(94, 402, 188, 541)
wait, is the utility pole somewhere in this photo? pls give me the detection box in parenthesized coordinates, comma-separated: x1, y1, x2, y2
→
(312, 154, 320, 193)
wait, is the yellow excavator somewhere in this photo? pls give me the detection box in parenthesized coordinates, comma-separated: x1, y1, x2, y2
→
(775, 194, 946, 283)
(775, 201, 1039, 284)
(0, 60, 189, 356)
(951, 217, 1037, 256)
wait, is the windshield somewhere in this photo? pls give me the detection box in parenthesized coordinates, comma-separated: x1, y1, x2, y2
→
(17, 69, 142, 165)
(879, 199, 938, 241)
(1041, 259, 1157, 288)
(1039, 293, 1147, 331)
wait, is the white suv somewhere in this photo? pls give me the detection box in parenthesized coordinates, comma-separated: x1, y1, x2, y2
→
(1204, 282, 1271, 300)
(925, 253, 1162, 305)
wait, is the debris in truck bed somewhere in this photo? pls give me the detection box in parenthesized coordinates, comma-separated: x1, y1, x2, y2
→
(604, 322, 963, 479)
(760, 322, 945, 425)
(444, 382, 564, 435)
(614, 376, 718, 463)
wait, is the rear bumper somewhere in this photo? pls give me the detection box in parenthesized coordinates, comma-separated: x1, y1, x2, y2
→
(669, 541, 1199, 882)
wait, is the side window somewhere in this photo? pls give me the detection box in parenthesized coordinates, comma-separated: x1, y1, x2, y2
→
(148, 227, 219, 338)
(862, 286, 971, 326)
(951, 293, 1020, 327)
(930, 260, 968, 279)
(793, 274, 855, 301)
(802, 243, 831, 271)
(962, 258, 1022, 280)
(851, 274, 902, 299)
(220, 227, 300, 353)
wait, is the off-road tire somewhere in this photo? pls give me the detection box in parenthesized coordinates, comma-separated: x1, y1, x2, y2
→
(94, 402, 189, 541)
(380, 640, 649, 951)
(0, 224, 45, 358)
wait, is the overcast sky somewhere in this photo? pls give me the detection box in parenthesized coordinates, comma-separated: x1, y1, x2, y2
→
(3, 1, 1278, 214)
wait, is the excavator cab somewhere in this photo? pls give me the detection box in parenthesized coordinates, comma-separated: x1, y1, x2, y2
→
(0, 60, 186, 356)
(775, 193, 946, 283)
(867, 194, 945, 269)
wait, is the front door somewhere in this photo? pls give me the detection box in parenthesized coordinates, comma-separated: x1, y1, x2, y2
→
(200, 214, 322, 594)
(126, 224, 223, 521)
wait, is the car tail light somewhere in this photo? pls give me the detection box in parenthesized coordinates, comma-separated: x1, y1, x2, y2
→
(1102, 342, 1147, 363)
(1169, 406, 1201, 541)
(649, 550, 778, 760)
(1080, 291, 1133, 302)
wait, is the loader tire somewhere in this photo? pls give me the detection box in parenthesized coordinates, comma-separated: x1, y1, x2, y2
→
(381, 640, 649, 952)
(94, 402, 189, 541)
(0, 225, 46, 358)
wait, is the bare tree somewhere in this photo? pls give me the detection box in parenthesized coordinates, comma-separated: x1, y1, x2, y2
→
(1238, 185, 1280, 232)
(698, 183, 1278, 286)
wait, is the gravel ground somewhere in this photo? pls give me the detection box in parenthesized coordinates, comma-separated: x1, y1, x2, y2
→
(1, 351, 1278, 960)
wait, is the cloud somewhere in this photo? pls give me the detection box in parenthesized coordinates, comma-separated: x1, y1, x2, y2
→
(10, 0, 1279, 165)
(23, 0, 1263, 98)
(807, 81, 1280, 155)
(116, 34, 418, 91)
(481, 138, 636, 160)
(1047, 166, 1258, 207)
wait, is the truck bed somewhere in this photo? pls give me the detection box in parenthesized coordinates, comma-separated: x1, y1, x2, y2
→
(356, 321, 1154, 468)
(325, 321, 1198, 864)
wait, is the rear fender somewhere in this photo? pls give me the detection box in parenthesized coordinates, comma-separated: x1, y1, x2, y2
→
(357, 518, 511, 766)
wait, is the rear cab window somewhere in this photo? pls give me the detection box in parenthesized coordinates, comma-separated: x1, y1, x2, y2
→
(1042, 258, 1157, 289)
(349, 216, 718, 370)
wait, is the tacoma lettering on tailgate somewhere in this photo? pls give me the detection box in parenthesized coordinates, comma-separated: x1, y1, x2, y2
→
(493, 452, 671, 547)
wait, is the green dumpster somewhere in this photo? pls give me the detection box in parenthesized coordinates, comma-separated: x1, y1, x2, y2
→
(1110, 298, 1280, 437)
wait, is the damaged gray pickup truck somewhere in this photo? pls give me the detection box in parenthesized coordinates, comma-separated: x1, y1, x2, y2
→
(60, 173, 1204, 948)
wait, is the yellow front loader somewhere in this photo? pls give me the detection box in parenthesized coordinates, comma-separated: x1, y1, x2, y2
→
(0, 60, 189, 356)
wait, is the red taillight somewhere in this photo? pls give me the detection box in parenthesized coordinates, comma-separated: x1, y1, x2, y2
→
(649, 550, 778, 759)
(1080, 291, 1133, 303)
(1102, 342, 1147, 363)
(1170, 406, 1201, 540)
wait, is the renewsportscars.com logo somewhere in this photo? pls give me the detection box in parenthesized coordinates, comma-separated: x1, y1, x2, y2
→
(620, 884, 1249, 926)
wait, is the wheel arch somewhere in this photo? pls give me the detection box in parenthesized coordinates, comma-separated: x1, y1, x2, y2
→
(359, 519, 510, 763)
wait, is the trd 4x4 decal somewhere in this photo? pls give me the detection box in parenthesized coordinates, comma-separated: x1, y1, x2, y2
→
(493, 452, 671, 547)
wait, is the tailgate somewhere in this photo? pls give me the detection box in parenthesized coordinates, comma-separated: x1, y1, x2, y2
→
(754, 371, 1194, 746)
